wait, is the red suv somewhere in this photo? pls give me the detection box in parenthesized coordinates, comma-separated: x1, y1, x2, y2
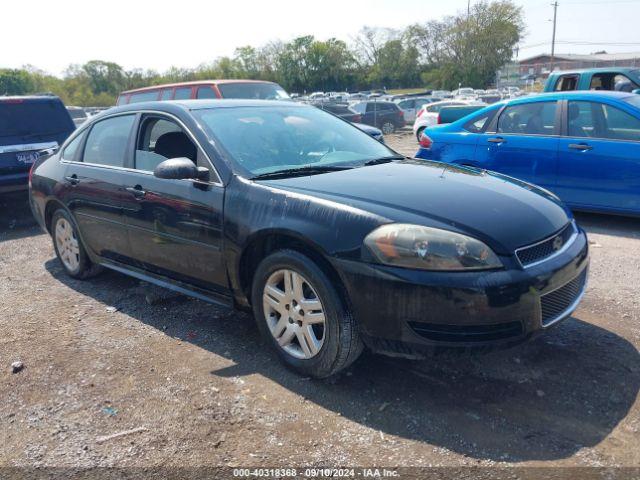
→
(117, 80, 290, 105)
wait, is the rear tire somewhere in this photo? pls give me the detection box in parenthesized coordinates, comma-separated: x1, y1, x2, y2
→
(381, 121, 396, 135)
(51, 209, 102, 279)
(251, 249, 363, 378)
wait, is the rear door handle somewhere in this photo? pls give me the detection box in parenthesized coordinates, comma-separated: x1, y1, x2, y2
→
(568, 143, 592, 151)
(64, 175, 80, 186)
(126, 185, 146, 199)
(487, 137, 506, 144)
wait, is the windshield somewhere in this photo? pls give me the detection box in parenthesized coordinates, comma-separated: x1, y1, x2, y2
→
(193, 105, 395, 176)
(623, 95, 640, 109)
(0, 99, 73, 140)
(218, 82, 290, 100)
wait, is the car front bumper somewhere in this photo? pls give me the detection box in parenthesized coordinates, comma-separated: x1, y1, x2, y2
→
(332, 228, 589, 356)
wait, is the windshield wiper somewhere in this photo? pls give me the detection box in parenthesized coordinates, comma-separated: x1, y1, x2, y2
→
(362, 155, 406, 166)
(251, 165, 353, 180)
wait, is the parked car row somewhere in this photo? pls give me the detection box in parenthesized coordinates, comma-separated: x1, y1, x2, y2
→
(415, 91, 640, 217)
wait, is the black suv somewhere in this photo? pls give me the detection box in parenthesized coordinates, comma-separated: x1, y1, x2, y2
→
(1, 96, 75, 193)
(350, 101, 405, 134)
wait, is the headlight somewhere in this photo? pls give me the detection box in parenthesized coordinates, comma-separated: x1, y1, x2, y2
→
(364, 224, 502, 271)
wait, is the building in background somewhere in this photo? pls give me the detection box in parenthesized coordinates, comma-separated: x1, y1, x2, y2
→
(497, 52, 640, 89)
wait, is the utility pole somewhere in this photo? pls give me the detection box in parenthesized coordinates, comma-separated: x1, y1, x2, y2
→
(550, 1, 559, 72)
(467, 0, 471, 16)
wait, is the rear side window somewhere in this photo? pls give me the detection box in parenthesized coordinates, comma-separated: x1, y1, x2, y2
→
(196, 86, 217, 99)
(129, 91, 160, 103)
(83, 115, 135, 167)
(116, 96, 129, 106)
(0, 98, 74, 141)
(554, 75, 578, 91)
(174, 87, 192, 100)
(160, 89, 174, 101)
(497, 101, 557, 135)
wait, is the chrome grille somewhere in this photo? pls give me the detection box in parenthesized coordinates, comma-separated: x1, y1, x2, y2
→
(540, 269, 588, 327)
(516, 223, 576, 267)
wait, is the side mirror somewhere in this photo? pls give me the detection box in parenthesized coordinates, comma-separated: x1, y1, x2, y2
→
(153, 158, 209, 181)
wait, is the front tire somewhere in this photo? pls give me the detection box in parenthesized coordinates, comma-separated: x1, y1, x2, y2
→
(251, 249, 363, 378)
(51, 209, 102, 279)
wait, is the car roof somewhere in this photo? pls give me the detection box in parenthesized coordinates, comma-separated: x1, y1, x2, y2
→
(93, 99, 307, 118)
(549, 67, 639, 76)
(119, 79, 280, 95)
(0, 95, 63, 103)
(504, 91, 635, 105)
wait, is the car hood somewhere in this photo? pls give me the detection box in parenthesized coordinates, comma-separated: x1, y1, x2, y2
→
(260, 160, 571, 255)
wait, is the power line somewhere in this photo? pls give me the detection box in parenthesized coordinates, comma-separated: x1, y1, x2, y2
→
(550, 1, 559, 70)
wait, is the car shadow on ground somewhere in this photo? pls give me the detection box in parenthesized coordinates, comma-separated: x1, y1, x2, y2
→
(575, 211, 640, 240)
(0, 192, 41, 242)
(45, 259, 640, 463)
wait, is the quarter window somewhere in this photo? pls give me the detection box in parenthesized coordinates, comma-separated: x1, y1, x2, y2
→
(497, 101, 557, 135)
(61, 133, 84, 161)
(83, 115, 135, 167)
(464, 110, 496, 133)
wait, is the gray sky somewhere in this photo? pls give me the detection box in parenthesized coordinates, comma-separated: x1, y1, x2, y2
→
(3, 0, 639, 75)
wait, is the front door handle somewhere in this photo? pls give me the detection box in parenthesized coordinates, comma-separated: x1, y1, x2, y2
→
(568, 143, 592, 151)
(126, 185, 146, 199)
(487, 137, 506, 144)
(64, 175, 80, 186)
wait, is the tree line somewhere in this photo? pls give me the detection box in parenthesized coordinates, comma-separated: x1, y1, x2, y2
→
(0, 1, 523, 106)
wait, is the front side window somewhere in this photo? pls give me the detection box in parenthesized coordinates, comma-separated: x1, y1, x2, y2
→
(174, 87, 192, 100)
(135, 117, 198, 171)
(193, 106, 394, 176)
(567, 101, 640, 141)
(83, 115, 135, 167)
(601, 103, 640, 141)
(497, 101, 557, 135)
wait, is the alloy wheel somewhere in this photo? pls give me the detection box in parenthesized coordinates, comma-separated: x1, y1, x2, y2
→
(262, 269, 326, 359)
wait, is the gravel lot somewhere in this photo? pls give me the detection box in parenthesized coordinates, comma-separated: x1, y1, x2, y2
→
(1, 132, 639, 472)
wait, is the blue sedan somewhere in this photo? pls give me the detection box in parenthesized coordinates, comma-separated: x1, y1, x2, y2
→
(415, 91, 640, 216)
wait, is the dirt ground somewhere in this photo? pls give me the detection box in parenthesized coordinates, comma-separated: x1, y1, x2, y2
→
(1, 132, 639, 473)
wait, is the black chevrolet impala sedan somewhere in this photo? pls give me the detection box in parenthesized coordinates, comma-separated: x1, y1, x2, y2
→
(29, 100, 589, 377)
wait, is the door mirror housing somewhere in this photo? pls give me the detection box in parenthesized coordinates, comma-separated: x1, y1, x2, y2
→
(153, 158, 208, 181)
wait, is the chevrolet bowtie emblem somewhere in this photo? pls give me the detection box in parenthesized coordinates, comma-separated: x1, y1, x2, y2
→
(552, 236, 563, 251)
